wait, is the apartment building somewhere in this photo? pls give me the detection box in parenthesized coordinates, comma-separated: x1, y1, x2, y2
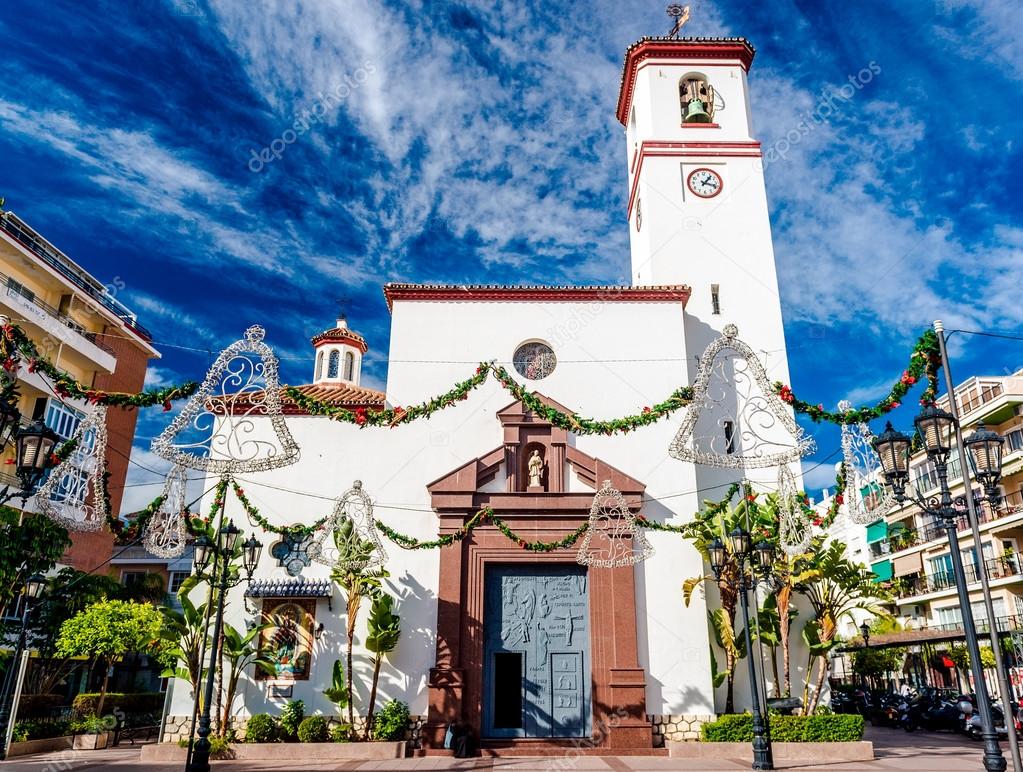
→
(0, 208, 159, 572)
(867, 370, 1023, 634)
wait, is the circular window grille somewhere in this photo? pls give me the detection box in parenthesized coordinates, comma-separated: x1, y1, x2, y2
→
(513, 341, 557, 380)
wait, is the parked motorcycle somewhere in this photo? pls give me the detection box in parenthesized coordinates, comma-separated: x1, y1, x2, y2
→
(899, 690, 969, 733)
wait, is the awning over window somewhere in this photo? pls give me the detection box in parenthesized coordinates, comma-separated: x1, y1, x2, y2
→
(871, 559, 893, 582)
(866, 520, 889, 544)
(244, 578, 332, 598)
(893, 552, 923, 577)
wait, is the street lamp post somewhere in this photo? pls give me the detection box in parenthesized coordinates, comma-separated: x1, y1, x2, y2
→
(185, 523, 261, 772)
(0, 574, 47, 760)
(0, 420, 61, 506)
(709, 529, 775, 771)
(874, 410, 1007, 772)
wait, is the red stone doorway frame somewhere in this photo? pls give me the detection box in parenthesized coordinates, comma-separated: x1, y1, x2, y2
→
(422, 397, 654, 750)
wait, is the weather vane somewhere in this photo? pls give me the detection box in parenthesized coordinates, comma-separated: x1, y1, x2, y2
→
(666, 4, 690, 38)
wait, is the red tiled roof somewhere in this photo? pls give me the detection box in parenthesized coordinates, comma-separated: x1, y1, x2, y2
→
(225, 382, 386, 414)
(310, 327, 368, 352)
(382, 283, 691, 311)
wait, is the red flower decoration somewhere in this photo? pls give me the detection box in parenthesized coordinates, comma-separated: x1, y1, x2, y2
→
(163, 399, 172, 412)
(49, 453, 60, 466)
(517, 539, 527, 548)
(746, 494, 757, 502)
(835, 494, 844, 505)
(26, 359, 37, 373)
(778, 385, 794, 404)
(354, 407, 368, 426)
(889, 401, 900, 409)
(642, 406, 652, 414)
(2, 358, 16, 374)
(812, 517, 824, 526)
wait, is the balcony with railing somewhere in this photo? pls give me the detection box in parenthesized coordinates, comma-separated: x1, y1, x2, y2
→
(0, 212, 150, 341)
(888, 553, 1023, 599)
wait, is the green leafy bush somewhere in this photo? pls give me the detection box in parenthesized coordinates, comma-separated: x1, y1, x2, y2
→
(16, 694, 66, 718)
(330, 723, 350, 743)
(11, 719, 71, 741)
(297, 716, 329, 743)
(245, 713, 278, 743)
(372, 699, 410, 740)
(72, 692, 163, 717)
(278, 699, 305, 741)
(69, 715, 114, 735)
(701, 713, 865, 742)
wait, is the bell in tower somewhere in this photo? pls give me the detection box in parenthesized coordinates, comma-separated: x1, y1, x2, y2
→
(680, 76, 715, 123)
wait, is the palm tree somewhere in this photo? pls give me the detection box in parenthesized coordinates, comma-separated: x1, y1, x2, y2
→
(159, 576, 210, 702)
(219, 621, 272, 737)
(364, 593, 400, 739)
(794, 539, 891, 713)
(329, 519, 387, 738)
(682, 491, 772, 713)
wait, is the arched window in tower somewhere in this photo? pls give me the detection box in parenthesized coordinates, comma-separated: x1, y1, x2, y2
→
(343, 352, 354, 381)
(327, 350, 340, 379)
(315, 351, 324, 380)
(679, 74, 715, 124)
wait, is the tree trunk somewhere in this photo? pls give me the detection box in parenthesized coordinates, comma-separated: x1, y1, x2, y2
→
(770, 646, 781, 698)
(365, 657, 382, 740)
(95, 659, 111, 717)
(778, 586, 792, 697)
(725, 650, 735, 714)
(346, 621, 356, 737)
(809, 656, 829, 714)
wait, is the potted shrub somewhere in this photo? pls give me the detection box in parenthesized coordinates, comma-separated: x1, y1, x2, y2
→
(70, 715, 112, 750)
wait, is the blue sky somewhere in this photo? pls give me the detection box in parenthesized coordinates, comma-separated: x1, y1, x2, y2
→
(1, 0, 1020, 509)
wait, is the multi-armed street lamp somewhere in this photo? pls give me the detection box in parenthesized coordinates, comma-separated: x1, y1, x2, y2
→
(873, 408, 1007, 772)
(708, 527, 776, 771)
(185, 522, 262, 772)
(0, 574, 47, 759)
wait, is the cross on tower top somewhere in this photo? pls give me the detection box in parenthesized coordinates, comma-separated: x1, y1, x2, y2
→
(666, 4, 690, 38)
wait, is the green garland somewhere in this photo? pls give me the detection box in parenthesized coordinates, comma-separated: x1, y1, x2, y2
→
(802, 461, 848, 529)
(773, 330, 941, 424)
(376, 507, 591, 552)
(286, 361, 692, 436)
(0, 322, 198, 409)
(231, 480, 329, 538)
(111, 494, 167, 544)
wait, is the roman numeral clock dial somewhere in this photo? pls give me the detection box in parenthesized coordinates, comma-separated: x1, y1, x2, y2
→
(686, 168, 723, 198)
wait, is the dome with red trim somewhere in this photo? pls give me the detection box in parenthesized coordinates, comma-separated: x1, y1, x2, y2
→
(311, 314, 368, 386)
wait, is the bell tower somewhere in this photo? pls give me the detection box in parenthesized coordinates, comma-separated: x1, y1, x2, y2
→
(617, 34, 790, 387)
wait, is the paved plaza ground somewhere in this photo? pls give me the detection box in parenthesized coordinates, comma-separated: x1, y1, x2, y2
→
(1, 728, 1014, 772)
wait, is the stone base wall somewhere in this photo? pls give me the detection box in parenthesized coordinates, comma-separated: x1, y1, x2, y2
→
(162, 714, 426, 747)
(648, 714, 716, 747)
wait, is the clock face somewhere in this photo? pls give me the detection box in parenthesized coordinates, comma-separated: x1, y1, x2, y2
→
(687, 168, 723, 198)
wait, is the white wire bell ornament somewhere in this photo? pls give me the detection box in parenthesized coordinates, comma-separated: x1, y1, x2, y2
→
(307, 480, 387, 572)
(576, 480, 654, 568)
(669, 325, 815, 469)
(777, 465, 812, 556)
(34, 406, 108, 532)
(151, 325, 299, 474)
(838, 400, 896, 525)
(142, 464, 189, 558)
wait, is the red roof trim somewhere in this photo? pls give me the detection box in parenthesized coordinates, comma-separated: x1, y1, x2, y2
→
(616, 38, 756, 126)
(383, 284, 691, 311)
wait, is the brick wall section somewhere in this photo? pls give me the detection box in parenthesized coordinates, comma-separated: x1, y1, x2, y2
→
(61, 326, 153, 573)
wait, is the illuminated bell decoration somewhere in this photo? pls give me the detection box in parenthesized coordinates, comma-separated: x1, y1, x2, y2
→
(777, 464, 812, 556)
(576, 480, 654, 568)
(142, 464, 189, 558)
(151, 325, 299, 474)
(684, 98, 712, 123)
(34, 406, 108, 532)
(838, 400, 896, 525)
(307, 481, 387, 572)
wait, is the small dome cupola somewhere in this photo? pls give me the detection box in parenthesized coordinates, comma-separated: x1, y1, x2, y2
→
(311, 313, 368, 386)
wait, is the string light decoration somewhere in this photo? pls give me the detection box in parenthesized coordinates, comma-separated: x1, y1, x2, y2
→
(307, 480, 387, 572)
(142, 464, 189, 558)
(576, 480, 654, 568)
(838, 400, 895, 525)
(151, 325, 299, 473)
(777, 464, 811, 555)
(35, 406, 108, 532)
(669, 325, 814, 469)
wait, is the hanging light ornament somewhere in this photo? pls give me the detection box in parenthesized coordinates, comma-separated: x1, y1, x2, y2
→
(576, 480, 654, 568)
(150, 325, 299, 474)
(838, 400, 896, 525)
(669, 325, 814, 469)
(307, 480, 387, 572)
(142, 464, 189, 558)
(777, 464, 812, 556)
(35, 406, 108, 532)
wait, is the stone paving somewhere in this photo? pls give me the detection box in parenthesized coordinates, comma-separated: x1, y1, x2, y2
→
(1, 727, 1017, 771)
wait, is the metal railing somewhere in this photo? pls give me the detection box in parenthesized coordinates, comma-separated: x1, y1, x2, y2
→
(0, 214, 151, 341)
(891, 554, 1023, 598)
(0, 271, 115, 356)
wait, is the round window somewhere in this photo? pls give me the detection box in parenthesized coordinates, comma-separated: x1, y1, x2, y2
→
(513, 341, 557, 380)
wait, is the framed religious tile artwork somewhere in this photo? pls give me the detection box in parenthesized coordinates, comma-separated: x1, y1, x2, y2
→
(257, 598, 316, 680)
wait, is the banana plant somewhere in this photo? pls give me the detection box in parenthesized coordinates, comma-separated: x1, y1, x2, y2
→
(364, 593, 400, 739)
(219, 621, 272, 737)
(159, 576, 209, 703)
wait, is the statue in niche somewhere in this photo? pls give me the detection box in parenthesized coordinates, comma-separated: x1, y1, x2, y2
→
(527, 449, 545, 489)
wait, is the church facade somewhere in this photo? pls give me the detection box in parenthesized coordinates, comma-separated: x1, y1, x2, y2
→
(163, 35, 801, 752)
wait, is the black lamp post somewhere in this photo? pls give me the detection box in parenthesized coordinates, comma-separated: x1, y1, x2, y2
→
(859, 622, 871, 692)
(709, 529, 775, 770)
(0, 420, 61, 505)
(0, 573, 46, 760)
(874, 414, 1007, 772)
(186, 522, 261, 772)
